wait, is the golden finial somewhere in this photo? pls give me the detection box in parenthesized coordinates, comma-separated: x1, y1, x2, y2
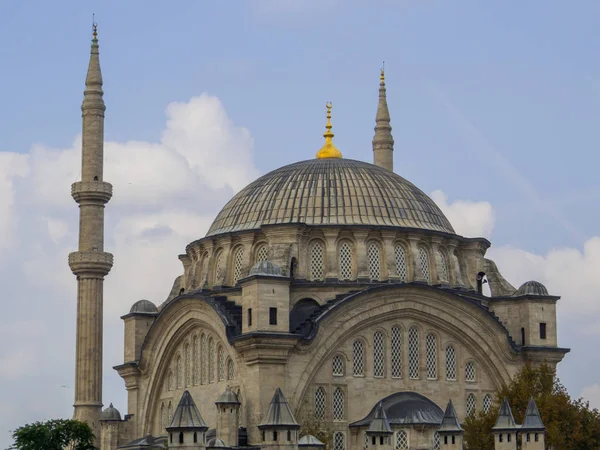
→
(316, 102, 342, 159)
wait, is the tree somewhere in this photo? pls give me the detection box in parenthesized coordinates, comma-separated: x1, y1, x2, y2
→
(298, 412, 334, 450)
(463, 364, 600, 450)
(9, 419, 96, 450)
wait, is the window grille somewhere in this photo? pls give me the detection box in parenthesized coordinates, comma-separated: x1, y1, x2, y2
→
(426, 333, 437, 379)
(367, 242, 381, 280)
(314, 387, 326, 420)
(373, 332, 385, 378)
(218, 346, 225, 381)
(465, 361, 476, 382)
(233, 247, 244, 283)
(394, 245, 407, 281)
(391, 325, 403, 378)
(408, 327, 419, 379)
(446, 345, 457, 380)
(333, 432, 345, 450)
(438, 250, 448, 281)
(466, 393, 477, 416)
(310, 241, 325, 280)
(201, 335, 207, 384)
(177, 355, 183, 388)
(363, 433, 369, 450)
(353, 340, 365, 376)
(339, 242, 353, 280)
(394, 431, 408, 450)
(482, 394, 493, 413)
(433, 432, 441, 450)
(256, 245, 268, 263)
(333, 387, 345, 420)
(227, 359, 235, 380)
(185, 343, 191, 387)
(332, 355, 345, 377)
(208, 338, 215, 383)
(214, 251, 223, 282)
(418, 247, 430, 281)
(193, 335, 199, 386)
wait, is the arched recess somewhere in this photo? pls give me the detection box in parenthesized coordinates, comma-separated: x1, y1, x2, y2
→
(290, 285, 519, 411)
(290, 298, 321, 333)
(135, 297, 245, 436)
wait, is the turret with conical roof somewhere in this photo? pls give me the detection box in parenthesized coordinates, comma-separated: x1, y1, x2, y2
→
(493, 398, 518, 450)
(259, 388, 299, 450)
(520, 397, 546, 450)
(366, 402, 392, 450)
(438, 400, 463, 450)
(215, 386, 241, 447)
(166, 390, 208, 449)
(372, 67, 394, 172)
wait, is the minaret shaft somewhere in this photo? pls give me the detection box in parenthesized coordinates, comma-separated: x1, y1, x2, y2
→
(69, 26, 113, 440)
(372, 68, 394, 172)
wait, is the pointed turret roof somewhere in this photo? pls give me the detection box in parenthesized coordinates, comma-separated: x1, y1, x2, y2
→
(521, 397, 545, 431)
(493, 398, 519, 431)
(167, 390, 208, 431)
(366, 401, 393, 435)
(438, 400, 463, 433)
(372, 67, 394, 169)
(258, 388, 300, 429)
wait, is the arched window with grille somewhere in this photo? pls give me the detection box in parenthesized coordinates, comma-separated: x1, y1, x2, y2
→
(373, 331, 385, 378)
(446, 345, 457, 381)
(310, 241, 325, 281)
(333, 432, 346, 450)
(418, 246, 430, 281)
(332, 355, 345, 377)
(466, 393, 477, 416)
(232, 246, 245, 284)
(394, 431, 408, 450)
(176, 354, 183, 388)
(193, 335, 199, 386)
(394, 244, 408, 281)
(201, 334, 207, 384)
(465, 361, 476, 382)
(255, 244, 268, 264)
(367, 242, 382, 280)
(482, 394, 493, 413)
(438, 250, 448, 282)
(227, 358, 235, 380)
(208, 337, 215, 383)
(408, 327, 419, 379)
(218, 345, 225, 381)
(363, 433, 369, 450)
(353, 339, 365, 376)
(333, 388, 345, 420)
(315, 387, 326, 420)
(391, 325, 403, 378)
(339, 242, 353, 280)
(426, 333, 437, 379)
(433, 432, 441, 450)
(214, 250, 224, 282)
(185, 342, 191, 387)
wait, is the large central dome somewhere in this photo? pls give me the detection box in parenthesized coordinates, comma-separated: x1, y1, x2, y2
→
(206, 158, 454, 237)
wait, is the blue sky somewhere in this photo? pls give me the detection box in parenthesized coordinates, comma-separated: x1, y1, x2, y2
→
(1, 0, 599, 446)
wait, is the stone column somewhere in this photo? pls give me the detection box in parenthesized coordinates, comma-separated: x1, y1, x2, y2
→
(407, 234, 426, 282)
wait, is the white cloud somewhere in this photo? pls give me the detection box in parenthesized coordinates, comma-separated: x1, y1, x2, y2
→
(430, 189, 495, 238)
(580, 384, 600, 410)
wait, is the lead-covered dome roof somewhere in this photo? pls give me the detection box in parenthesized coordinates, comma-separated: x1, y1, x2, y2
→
(207, 159, 454, 237)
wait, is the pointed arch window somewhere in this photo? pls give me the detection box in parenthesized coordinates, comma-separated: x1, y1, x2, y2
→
(408, 326, 419, 379)
(333, 432, 346, 450)
(208, 337, 215, 383)
(363, 433, 369, 450)
(433, 432, 441, 450)
(193, 335, 199, 386)
(394, 431, 408, 450)
(391, 325, 403, 378)
(339, 242, 353, 280)
(310, 241, 325, 281)
(438, 250, 448, 282)
(394, 245, 408, 281)
(466, 393, 477, 416)
(256, 245, 268, 264)
(465, 361, 476, 382)
(373, 331, 385, 378)
(482, 394, 493, 413)
(445, 345, 457, 381)
(233, 246, 244, 284)
(353, 339, 365, 376)
(218, 345, 225, 381)
(176, 354, 183, 388)
(315, 387, 326, 420)
(332, 355, 345, 377)
(201, 334, 207, 384)
(367, 242, 382, 281)
(333, 388, 345, 420)
(418, 246, 430, 281)
(426, 333, 437, 379)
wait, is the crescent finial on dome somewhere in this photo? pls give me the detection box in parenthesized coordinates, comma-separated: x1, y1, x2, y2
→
(316, 102, 342, 159)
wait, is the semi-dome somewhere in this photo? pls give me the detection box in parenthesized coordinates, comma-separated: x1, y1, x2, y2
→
(514, 280, 549, 297)
(206, 158, 455, 237)
(129, 299, 158, 314)
(100, 403, 121, 421)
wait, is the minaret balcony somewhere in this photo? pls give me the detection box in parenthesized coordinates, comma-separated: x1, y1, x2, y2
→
(71, 181, 113, 204)
(68, 251, 114, 276)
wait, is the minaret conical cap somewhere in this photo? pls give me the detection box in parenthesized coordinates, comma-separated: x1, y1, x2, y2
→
(85, 23, 103, 88)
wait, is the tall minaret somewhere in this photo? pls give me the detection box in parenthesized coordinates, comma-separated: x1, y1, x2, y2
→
(372, 67, 394, 172)
(68, 23, 113, 438)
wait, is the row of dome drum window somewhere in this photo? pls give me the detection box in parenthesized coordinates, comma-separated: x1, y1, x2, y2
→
(206, 240, 456, 285)
(163, 335, 235, 391)
(336, 327, 478, 382)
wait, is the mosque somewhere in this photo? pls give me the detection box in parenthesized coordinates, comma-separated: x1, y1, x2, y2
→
(68, 27, 568, 450)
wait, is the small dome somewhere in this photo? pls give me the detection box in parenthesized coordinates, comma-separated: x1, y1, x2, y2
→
(129, 299, 158, 314)
(216, 386, 241, 405)
(515, 281, 549, 297)
(207, 437, 229, 448)
(249, 260, 283, 277)
(100, 403, 121, 421)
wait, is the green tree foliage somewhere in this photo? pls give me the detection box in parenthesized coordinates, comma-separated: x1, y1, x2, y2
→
(463, 364, 600, 449)
(9, 419, 96, 450)
(298, 412, 334, 450)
